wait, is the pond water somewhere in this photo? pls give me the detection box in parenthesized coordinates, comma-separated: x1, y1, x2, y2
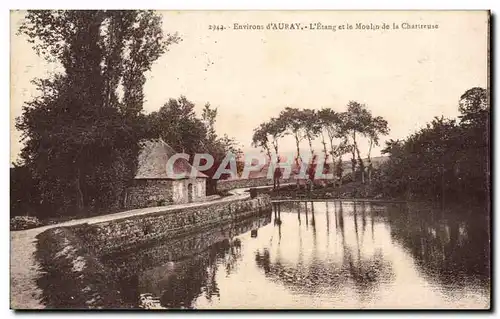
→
(110, 201, 490, 309)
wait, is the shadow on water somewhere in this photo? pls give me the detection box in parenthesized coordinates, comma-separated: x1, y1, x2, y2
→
(254, 201, 488, 308)
(255, 201, 395, 301)
(108, 212, 272, 309)
(386, 202, 490, 292)
(101, 200, 489, 309)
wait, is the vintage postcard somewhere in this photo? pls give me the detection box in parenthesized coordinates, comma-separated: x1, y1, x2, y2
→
(10, 10, 490, 310)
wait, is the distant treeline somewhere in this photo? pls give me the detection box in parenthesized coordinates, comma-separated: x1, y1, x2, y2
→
(252, 101, 390, 186)
(251, 87, 489, 204)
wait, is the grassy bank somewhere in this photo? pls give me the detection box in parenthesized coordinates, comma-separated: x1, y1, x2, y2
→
(31, 195, 271, 309)
(259, 180, 488, 208)
(256, 181, 397, 201)
(35, 226, 129, 309)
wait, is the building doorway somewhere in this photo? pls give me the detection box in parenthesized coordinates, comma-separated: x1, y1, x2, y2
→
(187, 183, 193, 202)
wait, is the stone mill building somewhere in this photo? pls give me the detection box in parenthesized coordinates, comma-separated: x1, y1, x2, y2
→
(125, 139, 208, 208)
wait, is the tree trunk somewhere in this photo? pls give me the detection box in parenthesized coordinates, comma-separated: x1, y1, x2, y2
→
(308, 138, 315, 186)
(265, 146, 272, 163)
(355, 144, 365, 184)
(75, 168, 84, 215)
(367, 139, 373, 184)
(327, 135, 338, 187)
(368, 165, 372, 184)
(320, 133, 330, 186)
(308, 138, 314, 158)
(338, 157, 343, 186)
(353, 131, 365, 184)
(295, 133, 301, 189)
(329, 152, 336, 187)
(351, 132, 357, 182)
(122, 189, 128, 208)
(295, 133, 301, 162)
(272, 138, 279, 159)
(321, 132, 328, 161)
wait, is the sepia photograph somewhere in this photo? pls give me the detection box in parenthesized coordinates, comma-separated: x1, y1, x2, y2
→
(9, 10, 490, 310)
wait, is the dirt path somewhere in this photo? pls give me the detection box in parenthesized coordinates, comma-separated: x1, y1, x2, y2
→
(10, 227, 46, 309)
(10, 187, 255, 309)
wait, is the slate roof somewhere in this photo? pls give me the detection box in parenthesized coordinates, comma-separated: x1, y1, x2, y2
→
(135, 139, 208, 180)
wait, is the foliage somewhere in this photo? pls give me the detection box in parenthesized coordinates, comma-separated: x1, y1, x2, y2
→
(301, 109, 322, 156)
(317, 108, 344, 158)
(15, 10, 179, 218)
(198, 103, 244, 188)
(10, 165, 40, 217)
(146, 96, 243, 194)
(10, 216, 43, 231)
(266, 117, 288, 160)
(252, 102, 389, 186)
(343, 101, 372, 182)
(252, 123, 272, 160)
(251, 88, 487, 203)
(317, 108, 350, 183)
(376, 87, 489, 202)
(279, 107, 306, 163)
(365, 115, 389, 182)
(147, 96, 207, 154)
(202, 102, 218, 144)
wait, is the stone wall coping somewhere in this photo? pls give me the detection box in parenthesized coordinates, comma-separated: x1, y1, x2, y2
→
(87, 187, 262, 226)
(11, 186, 278, 235)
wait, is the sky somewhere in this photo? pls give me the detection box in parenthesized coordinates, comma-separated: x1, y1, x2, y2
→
(10, 10, 489, 164)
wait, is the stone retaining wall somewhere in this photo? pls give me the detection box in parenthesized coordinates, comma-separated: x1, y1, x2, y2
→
(76, 194, 272, 256)
(217, 177, 293, 191)
(103, 212, 272, 276)
(35, 194, 272, 308)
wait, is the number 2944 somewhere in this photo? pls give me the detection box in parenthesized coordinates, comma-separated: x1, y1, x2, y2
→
(209, 25, 226, 31)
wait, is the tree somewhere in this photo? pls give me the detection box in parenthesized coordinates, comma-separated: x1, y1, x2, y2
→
(10, 164, 40, 217)
(146, 98, 242, 194)
(279, 107, 306, 164)
(317, 108, 349, 186)
(381, 139, 403, 157)
(302, 109, 322, 158)
(205, 133, 244, 184)
(252, 118, 286, 189)
(317, 109, 335, 162)
(200, 102, 243, 190)
(266, 117, 287, 161)
(458, 87, 489, 127)
(16, 10, 179, 217)
(202, 102, 218, 144)
(252, 123, 272, 161)
(147, 96, 207, 154)
(457, 87, 490, 200)
(365, 116, 389, 183)
(343, 102, 372, 183)
(280, 107, 312, 188)
(375, 87, 489, 202)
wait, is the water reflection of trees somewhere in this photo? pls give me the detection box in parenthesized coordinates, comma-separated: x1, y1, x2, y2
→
(256, 201, 394, 298)
(341, 202, 394, 300)
(159, 237, 241, 308)
(387, 203, 490, 290)
(113, 212, 271, 309)
(261, 200, 489, 301)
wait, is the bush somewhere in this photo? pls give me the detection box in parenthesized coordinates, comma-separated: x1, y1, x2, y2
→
(156, 199, 167, 206)
(341, 172, 354, 184)
(249, 188, 258, 199)
(10, 216, 43, 231)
